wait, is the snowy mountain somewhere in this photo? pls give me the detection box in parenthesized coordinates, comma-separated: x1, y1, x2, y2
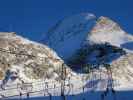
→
(42, 13, 133, 61)
(0, 13, 133, 99)
(39, 13, 133, 96)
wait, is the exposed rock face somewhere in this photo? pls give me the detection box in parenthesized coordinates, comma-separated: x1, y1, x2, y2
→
(0, 32, 64, 83)
(88, 16, 133, 47)
(67, 43, 126, 69)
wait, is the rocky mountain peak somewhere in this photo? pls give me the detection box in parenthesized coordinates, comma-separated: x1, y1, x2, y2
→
(91, 16, 121, 33)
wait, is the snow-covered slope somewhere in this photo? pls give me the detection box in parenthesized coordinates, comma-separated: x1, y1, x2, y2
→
(42, 13, 133, 60)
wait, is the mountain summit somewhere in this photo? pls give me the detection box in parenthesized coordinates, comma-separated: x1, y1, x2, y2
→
(41, 13, 133, 61)
(89, 16, 133, 47)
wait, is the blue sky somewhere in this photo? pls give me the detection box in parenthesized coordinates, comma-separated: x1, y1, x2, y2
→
(0, 0, 132, 41)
